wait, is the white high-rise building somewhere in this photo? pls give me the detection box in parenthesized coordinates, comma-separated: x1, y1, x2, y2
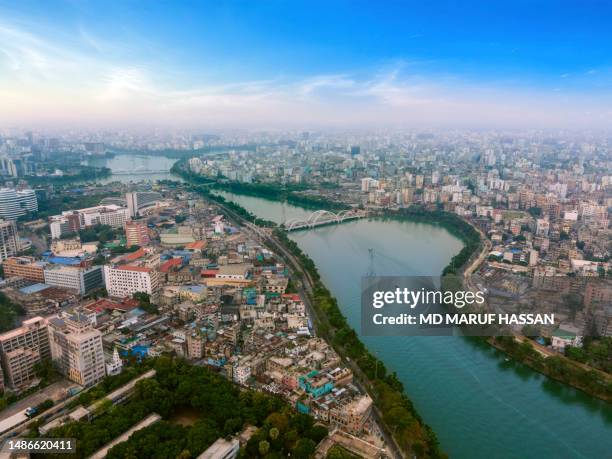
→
(49, 205, 130, 239)
(43, 265, 104, 295)
(126, 191, 162, 217)
(104, 264, 160, 298)
(48, 312, 106, 387)
(0, 188, 38, 220)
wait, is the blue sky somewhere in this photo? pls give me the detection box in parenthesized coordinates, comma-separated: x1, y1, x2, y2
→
(1, 0, 611, 129)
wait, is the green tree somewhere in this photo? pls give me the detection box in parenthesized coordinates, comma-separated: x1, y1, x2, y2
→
(258, 440, 270, 456)
(293, 438, 316, 459)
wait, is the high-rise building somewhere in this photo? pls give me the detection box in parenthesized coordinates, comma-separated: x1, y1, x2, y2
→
(125, 221, 150, 247)
(48, 312, 106, 387)
(126, 191, 162, 217)
(104, 264, 160, 298)
(43, 265, 104, 295)
(0, 188, 38, 220)
(0, 219, 19, 261)
(0, 317, 50, 389)
(49, 205, 130, 239)
(2, 256, 46, 282)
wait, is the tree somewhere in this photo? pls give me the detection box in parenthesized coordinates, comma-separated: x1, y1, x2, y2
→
(563, 293, 583, 320)
(293, 438, 316, 459)
(258, 440, 270, 456)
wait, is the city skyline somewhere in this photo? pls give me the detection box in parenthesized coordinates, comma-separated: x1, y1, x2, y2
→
(1, 0, 612, 129)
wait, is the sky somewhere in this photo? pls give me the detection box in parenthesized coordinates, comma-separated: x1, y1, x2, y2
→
(1, 0, 612, 130)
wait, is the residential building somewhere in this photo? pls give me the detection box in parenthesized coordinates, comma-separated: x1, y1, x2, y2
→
(329, 394, 373, 435)
(0, 188, 38, 220)
(125, 221, 150, 247)
(215, 264, 251, 280)
(0, 219, 19, 261)
(104, 264, 160, 298)
(186, 331, 205, 359)
(44, 265, 104, 295)
(126, 191, 162, 217)
(2, 256, 46, 282)
(0, 317, 50, 389)
(48, 312, 106, 387)
(49, 205, 130, 239)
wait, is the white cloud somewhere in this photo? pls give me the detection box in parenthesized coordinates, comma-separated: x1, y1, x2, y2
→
(0, 22, 611, 130)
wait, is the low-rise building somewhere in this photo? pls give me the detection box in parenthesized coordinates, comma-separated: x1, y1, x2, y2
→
(2, 256, 46, 282)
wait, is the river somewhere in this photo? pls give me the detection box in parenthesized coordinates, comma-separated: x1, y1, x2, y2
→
(213, 190, 612, 459)
(84, 154, 180, 184)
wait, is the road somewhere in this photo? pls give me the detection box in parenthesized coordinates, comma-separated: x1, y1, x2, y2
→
(211, 198, 404, 459)
(0, 381, 69, 419)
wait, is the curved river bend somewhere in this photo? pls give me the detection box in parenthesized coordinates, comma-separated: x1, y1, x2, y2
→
(215, 191, 612, 459)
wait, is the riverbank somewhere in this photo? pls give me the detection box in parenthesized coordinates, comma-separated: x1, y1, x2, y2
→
(174, 165, 612, 457)
(20, 166, 111, 186)
(171, 159, 350, 211)
(273, 228, 444, 458)
(488, 336, 612, 402)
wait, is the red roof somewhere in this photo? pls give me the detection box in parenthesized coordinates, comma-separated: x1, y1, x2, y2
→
(201, 269, 218, 277)
(160, 258, 183, 273)
(185, 240, 206, 250)
(125, 248, 146, 261)
(282, 293, 301, 301)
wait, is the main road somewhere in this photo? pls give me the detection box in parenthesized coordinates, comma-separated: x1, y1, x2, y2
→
(210, 198, 406, 459)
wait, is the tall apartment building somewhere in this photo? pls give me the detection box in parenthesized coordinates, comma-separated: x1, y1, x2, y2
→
(126, 191, 162, 217)
(49, 205, 130, 239)
(125, 221, 150, 247)
(2, 256, 46, 282)
(43, 265, 104, 295)
(104, 265, 160, 298)
(0, 219, 19, 261)
(0, 317, 50, 389)
(0, 188, 38, 220)
(48, 313, 106, 387)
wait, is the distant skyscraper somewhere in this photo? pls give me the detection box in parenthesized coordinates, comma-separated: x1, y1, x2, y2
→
(350, 146, 360, 157)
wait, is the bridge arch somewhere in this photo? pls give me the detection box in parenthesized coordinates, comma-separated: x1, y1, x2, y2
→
(309, 210, 339, 227)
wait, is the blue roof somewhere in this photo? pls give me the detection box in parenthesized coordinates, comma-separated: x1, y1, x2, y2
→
(126, 307, 146, 318)
(20, 283, 50, 294)
(47, 256, 82, 266)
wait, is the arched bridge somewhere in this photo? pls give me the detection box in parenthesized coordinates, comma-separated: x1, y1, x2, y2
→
(284, 209, 367, 231)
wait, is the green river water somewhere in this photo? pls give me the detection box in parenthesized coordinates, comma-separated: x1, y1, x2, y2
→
(214, 190, 612, 459)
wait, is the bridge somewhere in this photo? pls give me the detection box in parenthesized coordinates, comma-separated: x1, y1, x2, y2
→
(284, 209, 367, 231)
(110, 169, 171, 175)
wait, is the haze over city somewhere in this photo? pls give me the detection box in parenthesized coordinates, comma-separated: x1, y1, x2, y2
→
(2, 0, 612, 129)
